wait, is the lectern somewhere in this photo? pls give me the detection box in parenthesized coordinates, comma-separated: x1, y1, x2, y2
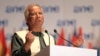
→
(36, 45, 97, 56)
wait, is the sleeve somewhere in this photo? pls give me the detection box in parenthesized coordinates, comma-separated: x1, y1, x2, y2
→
(11, 33, 31, 56)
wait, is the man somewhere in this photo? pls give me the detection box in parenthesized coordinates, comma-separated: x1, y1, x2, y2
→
(11, 4, 55, 56)
(11, 3, 84, 56)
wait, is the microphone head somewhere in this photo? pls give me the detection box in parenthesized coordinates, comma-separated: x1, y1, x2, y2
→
(54, 29, 57, 33)
(45, 30, 48, 33)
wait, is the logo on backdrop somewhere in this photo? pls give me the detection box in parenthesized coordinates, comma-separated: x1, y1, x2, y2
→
(91, 19, 100, 26)
(73, 5, 93, 13)
(5, 5, 60, 13)
(57, 19, 76, 27)
(0, 19, 8, 27)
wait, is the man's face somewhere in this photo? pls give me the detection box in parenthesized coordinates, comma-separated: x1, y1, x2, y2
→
(27, 6, 44, 28)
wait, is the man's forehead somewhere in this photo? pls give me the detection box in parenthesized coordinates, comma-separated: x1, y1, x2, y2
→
(28, 6, 41, 11)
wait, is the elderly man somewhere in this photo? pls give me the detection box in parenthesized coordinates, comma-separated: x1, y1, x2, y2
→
(11, 3, 84, 56)
(11, 4, 55, 56)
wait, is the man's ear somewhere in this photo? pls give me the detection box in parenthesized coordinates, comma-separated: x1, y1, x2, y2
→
(25, 18, 28, 25)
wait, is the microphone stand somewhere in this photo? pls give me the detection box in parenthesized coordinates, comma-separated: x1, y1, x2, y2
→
(54, 29, 77, 47)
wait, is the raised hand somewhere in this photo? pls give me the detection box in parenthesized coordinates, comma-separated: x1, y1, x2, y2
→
(24, 31, 35, 52)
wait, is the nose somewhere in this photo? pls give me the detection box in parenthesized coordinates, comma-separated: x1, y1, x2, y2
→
(36, 13, 40, 17)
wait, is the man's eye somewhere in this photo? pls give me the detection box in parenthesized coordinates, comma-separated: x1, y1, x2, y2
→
(39, 12, 42, 15)
(29, 13, 35, 16)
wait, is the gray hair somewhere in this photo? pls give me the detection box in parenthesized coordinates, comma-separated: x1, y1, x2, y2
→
(24, 4, 42, 20)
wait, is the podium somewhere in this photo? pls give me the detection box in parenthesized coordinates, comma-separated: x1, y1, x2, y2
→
(36, 45, 97, 56)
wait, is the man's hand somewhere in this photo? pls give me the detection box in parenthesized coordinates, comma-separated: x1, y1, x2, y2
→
(73, 37, 84, 47)
(25, 31, 35, 44)
(24, 31, 35, 52)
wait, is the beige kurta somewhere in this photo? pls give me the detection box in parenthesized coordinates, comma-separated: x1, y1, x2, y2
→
(16, 30, 55, 56)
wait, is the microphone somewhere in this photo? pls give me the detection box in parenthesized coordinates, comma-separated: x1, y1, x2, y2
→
(45, 30, 50, 46)
(54, 29, 77, 47)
